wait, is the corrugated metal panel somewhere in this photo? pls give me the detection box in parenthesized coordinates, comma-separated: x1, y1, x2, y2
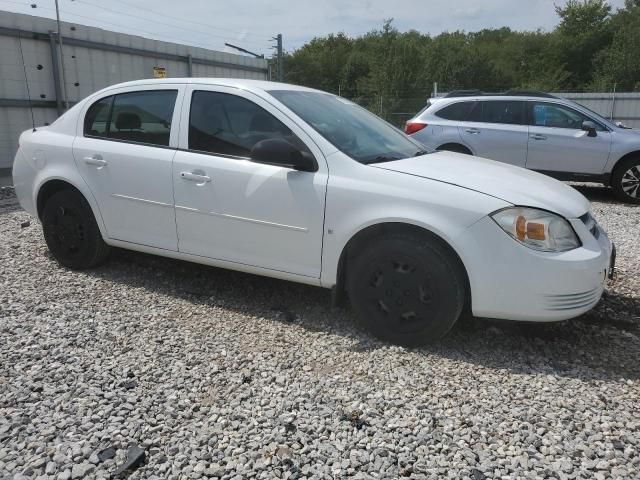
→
(555, 92, 640, 128)
(0, 11, 269, 168)
(0, 107, 58, 161)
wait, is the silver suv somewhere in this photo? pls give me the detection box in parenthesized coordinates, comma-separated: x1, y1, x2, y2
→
(405, 91, 640, 203)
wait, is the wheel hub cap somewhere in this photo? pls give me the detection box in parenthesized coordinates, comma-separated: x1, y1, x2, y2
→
(369, 259, 434, 331)
(621, 166, 640, 198)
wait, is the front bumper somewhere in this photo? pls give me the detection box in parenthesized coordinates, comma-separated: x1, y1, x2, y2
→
(458, 214, 613, 322)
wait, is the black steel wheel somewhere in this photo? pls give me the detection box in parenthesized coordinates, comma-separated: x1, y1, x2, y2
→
(42, 189, 110, 269)
(612, 157, 640, 204)
(346, 232, 465, 346)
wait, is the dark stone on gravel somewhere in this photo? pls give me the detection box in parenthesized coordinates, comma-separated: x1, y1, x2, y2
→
(113, 444, 145, 476)
(612, 439, 625, 450)
(470, 469, 486, 479)
(340, 410, 370, 430)
(119, 379, 138, 390)
(97, 446, 116, 462)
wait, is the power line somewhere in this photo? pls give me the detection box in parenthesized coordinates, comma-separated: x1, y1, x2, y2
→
(102, 0, 273, 41)
(70, 0, 271, 48)
(0, 0, 267, 52)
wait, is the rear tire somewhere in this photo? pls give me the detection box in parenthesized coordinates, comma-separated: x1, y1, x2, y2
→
(42, 189, 110, 269)
(346, 233, 465, 347)
(611, 156, 640, 204)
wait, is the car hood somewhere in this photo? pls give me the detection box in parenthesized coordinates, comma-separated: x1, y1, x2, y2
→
(371, 151, 590, 218)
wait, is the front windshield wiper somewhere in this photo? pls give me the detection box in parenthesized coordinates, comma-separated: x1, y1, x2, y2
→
(414, 149, 429, 157)
(365, 155, 401, 164)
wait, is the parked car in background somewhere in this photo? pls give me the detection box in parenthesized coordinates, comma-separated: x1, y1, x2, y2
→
(405, 91, 640, 204)
(13, 79, 615, 346)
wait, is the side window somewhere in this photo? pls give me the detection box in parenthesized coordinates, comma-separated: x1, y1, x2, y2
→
(434, 101, 475, 121)
(469, 101, 525, 125)
(84, 96, 113, 138)
(530, 102, 604, 131)
(188, 90, 308, 157)
(109, 90, 178, 146)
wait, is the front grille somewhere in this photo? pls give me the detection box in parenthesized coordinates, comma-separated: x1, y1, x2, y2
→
(544, 288, 602, 311)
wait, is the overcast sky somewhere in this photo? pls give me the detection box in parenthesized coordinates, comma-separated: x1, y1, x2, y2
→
(0, 0, 628, 57)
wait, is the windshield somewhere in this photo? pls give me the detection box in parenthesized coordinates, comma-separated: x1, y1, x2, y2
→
(269, 90, 428, 163)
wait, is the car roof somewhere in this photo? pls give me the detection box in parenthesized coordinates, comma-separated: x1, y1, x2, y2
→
(443, 90, 557, 99)
(101, 77, 320, 94)
(430, 95, 566, 103)
(423, 95, 578, 110)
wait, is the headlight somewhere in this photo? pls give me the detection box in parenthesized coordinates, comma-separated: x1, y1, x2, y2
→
(491, 207, 581, 252)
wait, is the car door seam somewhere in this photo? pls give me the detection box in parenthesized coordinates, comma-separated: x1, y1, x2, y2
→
(111, 193, 174, 207)
(174, 205, 309, 232)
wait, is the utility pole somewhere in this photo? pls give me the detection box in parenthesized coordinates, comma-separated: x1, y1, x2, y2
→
(276, 33, 283, 82)
(54, 0, 69, 109)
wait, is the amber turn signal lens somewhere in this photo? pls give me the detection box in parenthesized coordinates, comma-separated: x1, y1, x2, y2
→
(527, 222, 546, 240)
(515, 215, 526, 240)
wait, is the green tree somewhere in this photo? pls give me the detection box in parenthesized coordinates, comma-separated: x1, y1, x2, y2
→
(592, 2, 640, 90)
(282, 1, 635, 121)
(553, 0, 613, 90)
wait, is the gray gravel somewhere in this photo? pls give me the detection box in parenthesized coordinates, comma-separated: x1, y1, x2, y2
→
(1, 184, 639, 480)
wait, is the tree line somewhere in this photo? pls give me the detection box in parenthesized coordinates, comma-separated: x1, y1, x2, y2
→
(283, 0, 640, 122)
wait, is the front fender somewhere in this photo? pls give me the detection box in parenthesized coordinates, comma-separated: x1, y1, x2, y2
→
(319, 156, 509, 288)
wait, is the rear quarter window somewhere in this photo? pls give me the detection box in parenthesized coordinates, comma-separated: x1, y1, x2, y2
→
(83, 90, 178, 147)
(434, 101, 474, 121)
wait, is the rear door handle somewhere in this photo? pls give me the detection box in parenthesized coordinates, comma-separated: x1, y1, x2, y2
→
(83, 155, 107, 167)
(465, 128, 480, 134)
(530, 134, 547, 141)
(180, 171, 211, 183)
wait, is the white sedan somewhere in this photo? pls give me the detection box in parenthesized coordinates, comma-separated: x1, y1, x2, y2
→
(12, 78, 615, 346)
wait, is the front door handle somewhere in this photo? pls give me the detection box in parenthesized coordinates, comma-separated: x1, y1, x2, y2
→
(465, 128, 480, 134)
(530, 134, 548, 141)
(84, 155, 107, 167)
(180, 171, 211, 183)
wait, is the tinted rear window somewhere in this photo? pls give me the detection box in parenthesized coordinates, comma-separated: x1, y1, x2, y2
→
(84, 90, 177, 147)
(434, 101, 474, 121)
(468, 100, 525, 125)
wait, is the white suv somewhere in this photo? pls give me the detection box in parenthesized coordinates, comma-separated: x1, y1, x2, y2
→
(13, 79, 614, 346)
(405, 92, 640, 203)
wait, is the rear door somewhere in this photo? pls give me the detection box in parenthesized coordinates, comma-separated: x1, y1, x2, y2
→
(525, 101, 612, 176)
(73, 85, 183, 250)
(458, 100, 528, 167)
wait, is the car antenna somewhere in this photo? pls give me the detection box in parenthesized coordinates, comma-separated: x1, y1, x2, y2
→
(18, 31, 37, 132)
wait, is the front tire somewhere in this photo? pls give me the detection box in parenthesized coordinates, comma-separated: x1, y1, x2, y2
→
(42, 189, 110, 269)
(611, 157, 640, 204)
(346, 233, 465, 347)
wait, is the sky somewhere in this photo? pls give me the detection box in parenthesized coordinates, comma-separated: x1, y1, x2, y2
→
(0, 0, 628, 57)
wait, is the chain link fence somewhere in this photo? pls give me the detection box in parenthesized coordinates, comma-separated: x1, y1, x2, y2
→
(339, 95, 430, 128)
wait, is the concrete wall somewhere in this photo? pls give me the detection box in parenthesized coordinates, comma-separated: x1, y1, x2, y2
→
(0, 11, 269, 169)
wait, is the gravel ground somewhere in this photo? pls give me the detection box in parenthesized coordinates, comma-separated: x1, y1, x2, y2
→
(0, 185, 639, 480)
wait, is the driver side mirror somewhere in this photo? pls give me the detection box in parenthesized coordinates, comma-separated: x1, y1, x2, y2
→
(250, 138, 317, 172)
(581, 121, 598, 137)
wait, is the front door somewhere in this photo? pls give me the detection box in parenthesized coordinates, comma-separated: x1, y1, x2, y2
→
(73, 86, 183, 251)
(525, 101, 612, 176)
(172, 86, 327, 278)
